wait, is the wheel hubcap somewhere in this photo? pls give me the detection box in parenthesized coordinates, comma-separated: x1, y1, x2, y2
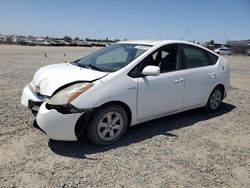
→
(210, 90, 222, 110)
(97, 111, 123, 141)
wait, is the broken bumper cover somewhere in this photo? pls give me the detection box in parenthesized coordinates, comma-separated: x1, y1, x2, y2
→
(22, 85, 93, 141)
(21, 85, 43, 107)
(21, 85, 44, 114)
(36, 103, 83, 141)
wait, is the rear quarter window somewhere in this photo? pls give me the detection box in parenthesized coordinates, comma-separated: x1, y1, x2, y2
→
(182, 44, 216, 69)
(206, 51, 218, 65)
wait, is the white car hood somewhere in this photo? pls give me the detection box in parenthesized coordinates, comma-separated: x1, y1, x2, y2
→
(31, 63, 108, 96)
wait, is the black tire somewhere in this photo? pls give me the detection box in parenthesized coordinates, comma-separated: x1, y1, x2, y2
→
(205, 86, 223, 112)
(86, 104, 128, 145)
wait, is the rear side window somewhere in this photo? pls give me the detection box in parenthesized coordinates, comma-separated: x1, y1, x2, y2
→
(182, 45, 214, 69)
(206, 51, 218, 65)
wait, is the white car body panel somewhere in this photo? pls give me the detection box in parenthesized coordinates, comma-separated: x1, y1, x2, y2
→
(71, 71, 138, 125)
(36, 103, 82, 140)
(182, 65, 217, 108)
(215, 56, 230, 94)
(21, 40, 230, 141)
(137, 71, 184, 120)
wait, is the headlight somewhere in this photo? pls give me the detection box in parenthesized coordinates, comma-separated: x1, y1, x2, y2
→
(48, 83, 93, 105)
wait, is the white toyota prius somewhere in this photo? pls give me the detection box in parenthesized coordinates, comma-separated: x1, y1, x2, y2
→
(21, 40, 230, 145)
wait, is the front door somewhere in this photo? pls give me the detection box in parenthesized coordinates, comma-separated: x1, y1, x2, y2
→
(137, 71, 184, 120)
(137, 44, 185, 120)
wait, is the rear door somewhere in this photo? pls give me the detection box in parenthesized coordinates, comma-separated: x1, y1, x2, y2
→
(180, 44, 217, 108)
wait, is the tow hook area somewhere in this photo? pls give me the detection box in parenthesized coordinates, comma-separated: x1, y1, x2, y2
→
(28, 100, 43, 116)
(45, 103, 94, 114)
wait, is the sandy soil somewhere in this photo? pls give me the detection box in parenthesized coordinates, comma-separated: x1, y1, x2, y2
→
(0, 45, 249, 187)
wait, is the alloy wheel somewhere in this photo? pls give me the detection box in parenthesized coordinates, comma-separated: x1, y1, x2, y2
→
(97, 111, 124, 141)
(210, 90, 222, 110)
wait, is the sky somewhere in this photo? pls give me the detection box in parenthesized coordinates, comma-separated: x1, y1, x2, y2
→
(1, 0, 250, 42)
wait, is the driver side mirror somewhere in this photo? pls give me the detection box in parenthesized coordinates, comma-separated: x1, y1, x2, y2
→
(142, 65, 160, 76)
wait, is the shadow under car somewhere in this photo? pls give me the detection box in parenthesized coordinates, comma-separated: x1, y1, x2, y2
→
(48, 102, 235, 159)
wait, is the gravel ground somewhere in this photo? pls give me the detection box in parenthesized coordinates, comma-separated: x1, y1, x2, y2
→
(0, 45, 249, 188)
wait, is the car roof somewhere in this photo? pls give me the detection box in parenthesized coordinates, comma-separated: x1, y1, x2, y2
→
(118, 40, 163, 46)
(118, 40, 202, 47)
(118, 40, 218, 56)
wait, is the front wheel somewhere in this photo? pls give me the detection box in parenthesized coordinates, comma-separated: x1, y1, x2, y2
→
(87, 104, 128, 145)
(205, 87, 223, 112)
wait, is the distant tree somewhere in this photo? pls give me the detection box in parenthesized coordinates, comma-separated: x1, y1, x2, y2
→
(5, 37, 13, 44)
(209, 40, 215, 45)
(74, 37, 79, 41)
(64, 36, 72, 43)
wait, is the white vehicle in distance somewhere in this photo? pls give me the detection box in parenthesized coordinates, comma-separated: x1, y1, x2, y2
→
(21, 40, 230, 145)
(214, 47, 231, 55)
(247, 49, 250, 56)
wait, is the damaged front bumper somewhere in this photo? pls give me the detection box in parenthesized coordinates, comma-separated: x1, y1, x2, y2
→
(36, 103, 83, 141)
(45, 103, 94, 114)
(21, 84, 93, 140)
(21, 85, 45, 115)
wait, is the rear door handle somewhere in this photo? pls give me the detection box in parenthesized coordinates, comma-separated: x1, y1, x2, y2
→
(209, 72, 216, 78)
(127, 87, 136, 90)
(174, 78, 184, 83)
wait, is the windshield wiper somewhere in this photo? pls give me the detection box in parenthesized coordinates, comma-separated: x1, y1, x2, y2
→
(86, 64, 102, 71)
(73, 62, 102, 71)
(70, 60, 79, 65)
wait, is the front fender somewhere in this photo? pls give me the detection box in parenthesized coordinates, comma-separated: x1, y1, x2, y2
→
(71, 75, 138, 124)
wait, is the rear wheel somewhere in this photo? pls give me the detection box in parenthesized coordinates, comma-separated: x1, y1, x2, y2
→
(205, 87, 223, 112)
(87, 104, 128, 145)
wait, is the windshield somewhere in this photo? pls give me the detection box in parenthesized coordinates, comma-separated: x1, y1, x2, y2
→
(72, 44, 151, 72)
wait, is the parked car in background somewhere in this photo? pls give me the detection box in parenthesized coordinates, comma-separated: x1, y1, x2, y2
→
(247, 49, 250, 56)
(214, 48, 231, 55)
(21, 40, 230, 145)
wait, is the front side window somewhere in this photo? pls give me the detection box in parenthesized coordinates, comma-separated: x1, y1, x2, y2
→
(74, 44, 151, 72)
(139, 44, 179, 74)
(182, 45, 213, 69)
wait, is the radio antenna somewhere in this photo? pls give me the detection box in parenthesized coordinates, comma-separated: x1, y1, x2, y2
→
(180, 28, 189, 40)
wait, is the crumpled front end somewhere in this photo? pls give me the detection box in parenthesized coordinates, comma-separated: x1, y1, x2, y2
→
(36, 103, 83, 141)
(21, 84, 46, 115)
(21, 83, 86, 140)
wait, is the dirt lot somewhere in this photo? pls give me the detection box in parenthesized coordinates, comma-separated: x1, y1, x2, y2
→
(0, 45, 249, 188)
